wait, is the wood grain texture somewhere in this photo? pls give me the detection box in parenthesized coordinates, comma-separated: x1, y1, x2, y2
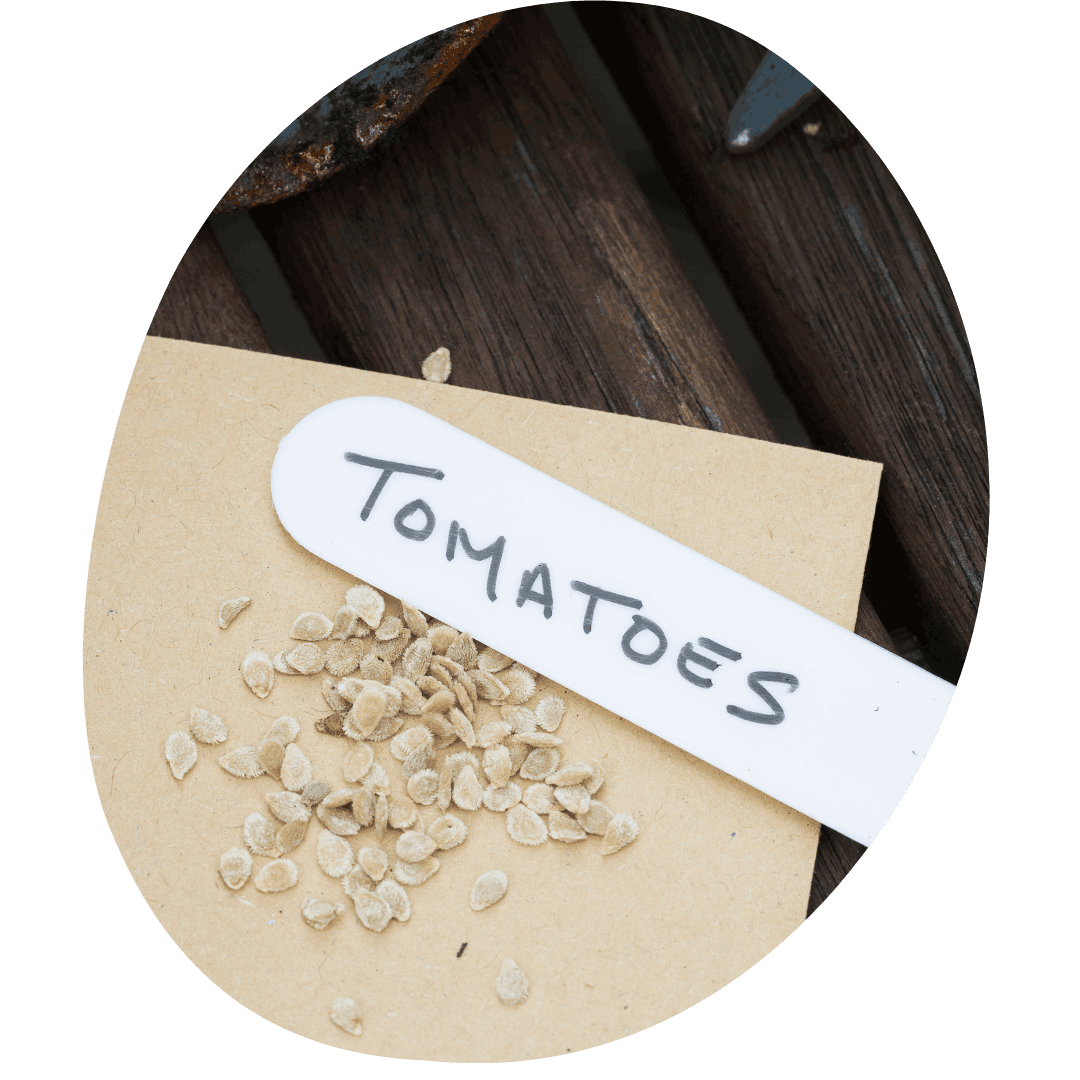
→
(577, 4, 988, 672)
(251, 7, 773, 440)
(148, 223, 270, 353)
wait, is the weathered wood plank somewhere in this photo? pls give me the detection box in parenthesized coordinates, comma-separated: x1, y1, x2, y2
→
(251, 7, 773, 440)
(577, 4, 987, 675)
(148, 222, 270, 352)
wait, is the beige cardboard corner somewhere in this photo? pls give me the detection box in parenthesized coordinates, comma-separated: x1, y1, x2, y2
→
(84, 337, 881, 1060)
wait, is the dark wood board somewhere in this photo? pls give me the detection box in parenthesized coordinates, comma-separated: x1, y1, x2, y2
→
(576, 3, 988, 677)
(148, 223, 270, 353)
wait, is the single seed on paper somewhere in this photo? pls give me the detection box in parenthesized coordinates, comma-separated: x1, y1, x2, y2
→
(343, 745, 375, 783)
(322, 788, 360, 809)
(164, 731, 197, 779)
(265, 791, 311, 824)
(368, 762, 391, 795)
(358, 847, 388, 882)
(301, 780, 332, 807)
(331, 603, 360, 640)
(428, 623, 457, 654)
(505, 804, 548, 846)
(346, 688, 387, 739)
(342, 865, 378, 899)
(501, 667, 536, 705)
(392, 677, 424, 715)
(266, 716, 300, 745)
(323, 680, 351, 714)
(482, 781, 522, 813)
(241, 650, 274, 698)
(583, 761, 605, 796)
(359, 655, 392, 684)
(405, 769, 438, 806)
(522, 783, 555, 815)
(553, 784, 591, 815)
(244, 812, 282, 857)
(470, 870, 508, 911)
(472, 669, 509, 702)
(533, 695, 566, 732)
(302, 897, 345, 930)
(483, 745, 512, 788)
(506, 739, 530, 777)
(280, 744, 313, 792)
(446, 631, 477, 668)
(477, 647, 511, 673)
(396, 830, 438, 863)
(400, 599, 428, 637)
(421, 689, 455, 715)
(376, 878, 411, 922)
(253, 858, 299, 893)
(452, 680, 475, 722)
(428, 814, 468, 850)
(514, 732, 563, 749)
(437, 757, 453, 811)
(189, 707, 227, 744)
(448, 707, 476, 748)
(547, 762, 594, 787)
(277, 818, 307, 853)
(218, 596, 251, 629)
(317, 829, 355, 877)
(375, 629, 410, 663)
(290, 612, 333, 641)
(399, 637, 433, 682)
(273, 650, 300, 674)
(402, 743, 436, 782)
(548, 810, 588, 842)
(330, 997, 362, 1036)
(600, 813, 640, 855)
(391, 726, 433, 761)
(519, 748, 560, 781)
(576, 800, 614, 836)
(219, 745, 264, 779)
(421, 345, 452, 383)
(354, 890, 393, 932)
(286, 642, 324, 676)
(392, 856, 440, 886)
(256, 738, 285, 780)
(375, 615, 403, 641)
(374, 793, 388, 839)
(453, 765, 484, 811)
(477, 722, 512, 749)
(325, 639, 364, 678)
(387, 793, 418, 830)
(501, 705, 537, 734)
(346, 584, 384, 629)
(317, 803, 361, 837)
(432, 656, 464, 680)
(422, 713, 456, 739)
(425, 666, 453, 692)
(495, 959, 529, 1005)
(219, 847, 252, 890)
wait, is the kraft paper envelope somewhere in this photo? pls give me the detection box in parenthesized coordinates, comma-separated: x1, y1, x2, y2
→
(84, 337, 881, 1060)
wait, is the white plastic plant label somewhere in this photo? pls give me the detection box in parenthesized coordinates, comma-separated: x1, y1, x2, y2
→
(272, 396, 954, 845)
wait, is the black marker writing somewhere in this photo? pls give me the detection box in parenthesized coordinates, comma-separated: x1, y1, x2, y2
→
(621, 614, 668, 665)
(676, 642, 719, 688)
(569, 581, 642, 634)
(344, 452, 444, 521)
(446, 521, 505, 603)
(698, 637, 742, 662)
(393, 499, 436, 541)
(517, 563, 554, 619)
(727, 671, 799, 725)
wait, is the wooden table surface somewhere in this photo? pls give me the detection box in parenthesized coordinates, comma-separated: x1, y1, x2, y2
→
(149, 4, 986, 917)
